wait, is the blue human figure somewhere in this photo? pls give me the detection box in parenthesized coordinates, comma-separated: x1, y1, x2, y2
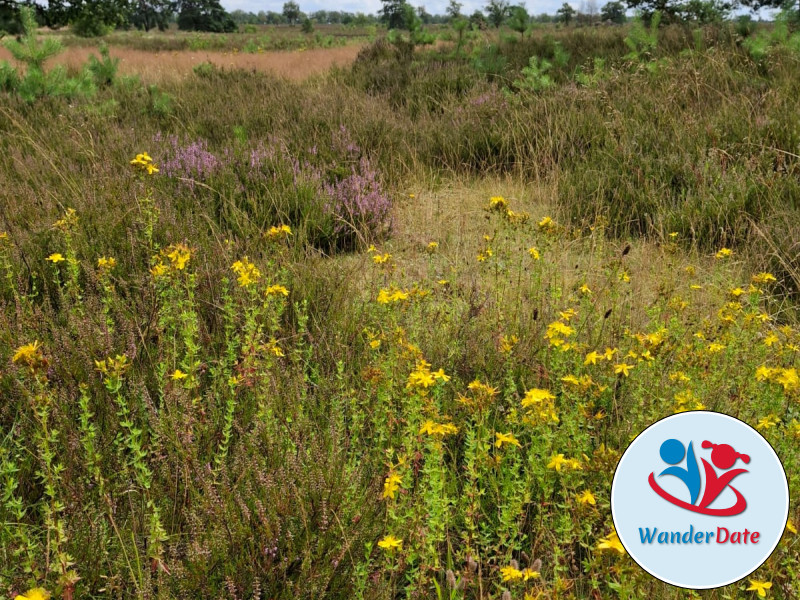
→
(658, 439, 701, 505)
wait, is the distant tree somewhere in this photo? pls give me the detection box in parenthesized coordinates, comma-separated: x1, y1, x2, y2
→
(446, 0, 462, 19)
(0, 0, 21, 34)
(178, 0, 236, 32)
(300, 15, 313, 31)
(71, 0, 130, 37)
(679, 0, 731, 22)
(469, 9, 488, 28)
(557, 2, 576, 23)
(380, 0, 409, 29)
(282, 1, 300, 25)
(416, 5, 432, 23)
(485, 0, 510, 27)
(600, 0, 626, 22)
(131, 0, 175, 31)
(507, 5, 529, 38)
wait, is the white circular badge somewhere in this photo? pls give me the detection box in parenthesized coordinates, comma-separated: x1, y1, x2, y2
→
(611, 411, 789, 589)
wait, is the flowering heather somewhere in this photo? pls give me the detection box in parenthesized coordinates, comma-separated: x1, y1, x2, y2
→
(322, 156, 392, 238)
(156, 135, 225, 181)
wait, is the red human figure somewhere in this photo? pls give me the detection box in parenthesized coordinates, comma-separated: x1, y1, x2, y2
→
(698, 441, 750, 509)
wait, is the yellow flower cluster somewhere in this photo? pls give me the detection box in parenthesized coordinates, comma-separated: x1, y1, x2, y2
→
(419, 420, 458, 436)
(377, 287, 409, 304)
(12, 341, 45, 372)
(500, 565, 540, 581)
(267, 224, 292, 240)
(14, 588, 50, 600)
(265, 284, 289, 297)
(378, 535, 402, 551)
(755, 366, 799, 392)
(406, 359, 449, 389)
(673, 389, 706, 413)
(495, 431, 521, 448)
(46, 253, 65, 264)
(597, 528, 625, 555)
(382, 473, 402, 499)
(231, 257, 261, 287)
(52, 207, 78, 231)
(151, 243, 192, 277)
(130, 152, 159, 175)
(547, 453, 583, 471)
(521, 388, 559, 424)
(97, 256, 117, 271)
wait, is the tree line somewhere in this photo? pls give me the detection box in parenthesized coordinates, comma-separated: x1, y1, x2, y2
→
(0, 0, 784, 39)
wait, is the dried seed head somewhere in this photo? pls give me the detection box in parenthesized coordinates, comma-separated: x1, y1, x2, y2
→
(467, 556, 478, 573)
(510, 559, 519, 570)
(446, 570, 457, 589)
(532, 558, 542, 571)
(502, 591, 512, 600)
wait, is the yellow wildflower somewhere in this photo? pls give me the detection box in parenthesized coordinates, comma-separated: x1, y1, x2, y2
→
(97, 256, 117, 270)
(597, 529, 626, 555)
(528, 247, 540, 260)
(603, 347, 618, 360)
(373, 253, 392, 264)
(776, 368, 799, 392)
(547, 453, 567, 471)
(715, 248, 732, 259)
(377, 535, 402, 551)
(746, 580, 772, 597)
(267, 224, 292, 239)
(500, 566, 523, 581)
(265, 285, 289, 297)
(577, 490, 596, 505)
(521, 568, 540, 581)
(522, 388, 556, 407)
(14, 588, 51, 600)
(46, 253, 65, 263)
(231, 257, 261, 287)
(171, 369, 188, 381)
(427, 241, 439, 252)
(382, 473, 402, 499)
(432, 368, 450, 382)
(614, 363, 633, 377)
(579, 283, 592, 295)
(584, 351, 601, 365)
(150, 262, 168, 278)
(12, 341, 43, 369)
(756, 415, 780, 431)
(488, 196, 508, 210)
(495, 432, 521, 448)
(752, 272, 777, 284)
(786, 518, 797, 534)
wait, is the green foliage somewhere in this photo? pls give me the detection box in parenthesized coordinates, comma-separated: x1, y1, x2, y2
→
(557, 2, 576, 24)
(148, 84, 174, 117)
(601, 1, 627, 23)
(624, 10, 661, 60)
(178, 0, 237, 32)
(86, 43, 119, 87)
(507, 5, 530, 38)
(301, 16, 314, 33)
(1, 6, 96, 102)
(4, 7, 62, 70)
(512, 55, 554, 91)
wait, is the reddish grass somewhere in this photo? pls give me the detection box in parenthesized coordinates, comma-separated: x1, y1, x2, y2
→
(0, 44, 364, 82)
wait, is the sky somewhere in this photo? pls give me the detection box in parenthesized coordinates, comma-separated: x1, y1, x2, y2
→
(219, 0, 581, 17)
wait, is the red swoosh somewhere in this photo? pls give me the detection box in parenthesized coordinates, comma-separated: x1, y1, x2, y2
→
(648, 472, 747, 516)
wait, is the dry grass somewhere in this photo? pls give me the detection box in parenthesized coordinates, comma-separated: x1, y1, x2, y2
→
(0, 44, 365, 82)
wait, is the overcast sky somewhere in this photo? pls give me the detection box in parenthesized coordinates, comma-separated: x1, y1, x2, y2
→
(220, 1, 592, 16)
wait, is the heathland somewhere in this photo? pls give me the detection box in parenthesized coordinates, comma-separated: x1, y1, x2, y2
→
(1, 15, 800, 600)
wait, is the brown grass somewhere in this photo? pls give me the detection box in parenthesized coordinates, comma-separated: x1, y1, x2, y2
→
(0, 44, 365, 82)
